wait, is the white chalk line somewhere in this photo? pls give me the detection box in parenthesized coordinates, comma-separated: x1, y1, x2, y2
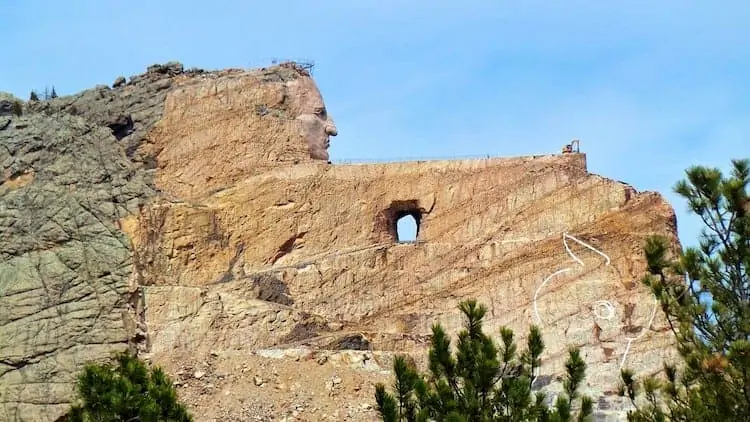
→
(534, 233, 612, 325)
(565, 234, 660, 368)
(563, 233, 611, 266)
(593, 300, 616, 320)
(533, 268, 573, 325)
(562, 236, 584, 267)
(535, 232, 654, 373)
(619, 298, 659, 369)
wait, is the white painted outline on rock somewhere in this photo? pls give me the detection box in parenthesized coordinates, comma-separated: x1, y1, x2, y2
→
(563, 233, 611, 267)
(533, 268, 572, 325)
(534, 233, 606, 325)
(619, 298, 659, 369)
(593, 300, 616, 320)
(532, 232, 659, 370)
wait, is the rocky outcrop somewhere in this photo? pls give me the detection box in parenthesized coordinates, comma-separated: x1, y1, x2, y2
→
(1, 62, 680, 421)
(0, 61, 341, 421)
(0, 73, 169, 419)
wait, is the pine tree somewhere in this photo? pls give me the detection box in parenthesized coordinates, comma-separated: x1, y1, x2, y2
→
(620, 158, 750, 420)
(29, 90, 39, 101)
(51, 86, 58, 98)
(65, 351, 193, 421)
(375, 299, 593, 421)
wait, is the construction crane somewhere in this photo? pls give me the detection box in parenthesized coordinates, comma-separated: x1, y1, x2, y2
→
(561, 139, 580, 154)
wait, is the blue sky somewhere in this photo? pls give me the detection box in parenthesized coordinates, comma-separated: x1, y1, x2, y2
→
(3, 1, 749, 246)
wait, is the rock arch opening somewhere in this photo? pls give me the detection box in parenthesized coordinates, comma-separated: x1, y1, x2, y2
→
(377, 200, 425, 243)
(396, 213, 419, 242)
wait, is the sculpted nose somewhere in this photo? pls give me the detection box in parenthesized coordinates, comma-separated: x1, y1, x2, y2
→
(325, 120, 338, 136)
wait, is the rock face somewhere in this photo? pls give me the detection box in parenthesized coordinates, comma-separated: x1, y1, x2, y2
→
(0, 62, 680, 421)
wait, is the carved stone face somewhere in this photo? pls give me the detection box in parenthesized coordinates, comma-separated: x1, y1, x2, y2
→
(286, 76, 338, 161)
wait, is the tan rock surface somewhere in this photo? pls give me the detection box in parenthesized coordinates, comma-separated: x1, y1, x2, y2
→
(131, 153, 680, 420)
(1, 62, 336, 421)
(140, 63, 337, 201)
(1, 62, 680, 421)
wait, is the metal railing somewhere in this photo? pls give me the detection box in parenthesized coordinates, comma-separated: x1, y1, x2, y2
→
(247, 57, 316, 74)
(331, 152, 554, 164)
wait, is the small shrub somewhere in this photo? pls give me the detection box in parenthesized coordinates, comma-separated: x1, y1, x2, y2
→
(375, 299, 593, 421)
(66, 351, 193, 421)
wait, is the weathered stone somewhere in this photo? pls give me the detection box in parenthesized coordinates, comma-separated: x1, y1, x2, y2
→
(0, 98, 14, 116)
(112, 76, 126, 88)
(147, 61, 183, 76)
(0, 115, 154, 421)
(0, 61, 200, 420)
(1, 60, 681, 421)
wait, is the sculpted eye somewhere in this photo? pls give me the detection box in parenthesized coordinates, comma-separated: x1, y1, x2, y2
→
(314, 107, 327, 118)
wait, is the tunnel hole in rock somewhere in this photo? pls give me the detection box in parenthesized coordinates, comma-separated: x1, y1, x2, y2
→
(382, 200, 423, 243)
(396, 214, 418, 242)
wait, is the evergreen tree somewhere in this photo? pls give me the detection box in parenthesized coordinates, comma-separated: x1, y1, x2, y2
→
(51, 86, 58, 98)
(65, 351, 193, 421)
(29, 90, 39, 101)
(620, 158, 750, 421)
(375, 299, 593, 421)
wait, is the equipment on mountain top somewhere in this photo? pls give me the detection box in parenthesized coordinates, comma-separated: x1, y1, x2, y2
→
(561, 139, 580, 154)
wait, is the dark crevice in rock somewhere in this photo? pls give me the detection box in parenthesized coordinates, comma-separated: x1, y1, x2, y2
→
(268, 231, 306, 264)
(250, 273, 293, 305)
(283, 315, 328, 343)
(124, 286, 150, 355)
(330, 333, 371, 351)
(107, 114, 134, 141)
(216, 243, 245, 283)
(207, 212, 230, 247)
(0, 358, 29, 370)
